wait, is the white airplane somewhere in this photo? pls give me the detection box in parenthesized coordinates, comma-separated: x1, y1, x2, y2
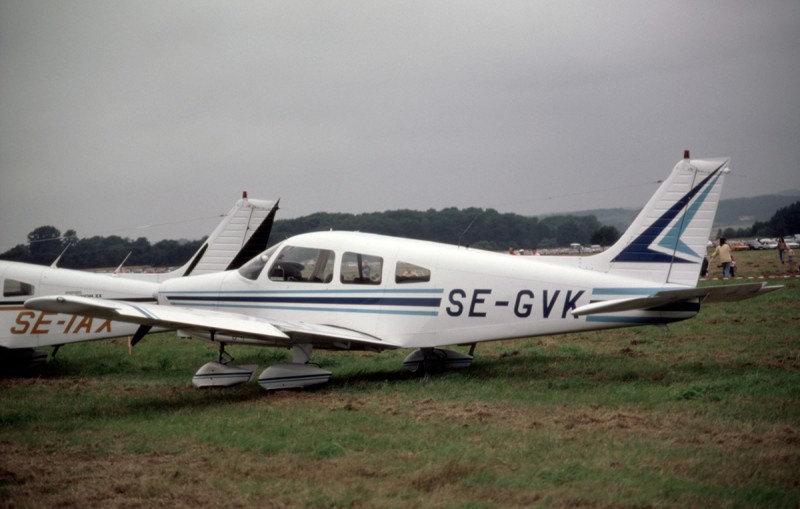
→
(0, 193, 279, 366)
(25, 153, 781, 390)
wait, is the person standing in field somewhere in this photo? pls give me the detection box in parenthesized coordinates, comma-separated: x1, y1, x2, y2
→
(777, 237, 787, 264)
(709, 237, 733, 278)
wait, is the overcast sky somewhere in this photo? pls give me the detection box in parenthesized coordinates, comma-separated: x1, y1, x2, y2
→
(1, 0, 798, 252)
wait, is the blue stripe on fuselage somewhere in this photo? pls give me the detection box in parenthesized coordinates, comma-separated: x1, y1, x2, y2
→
(167, 295, 441, 307)
(161, 288, 444, 317)
(172, 301, 439, 316)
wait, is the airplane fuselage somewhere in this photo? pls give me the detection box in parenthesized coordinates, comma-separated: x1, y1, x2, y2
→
(0, 261, 158, 348)
(158, 231, 698, 350)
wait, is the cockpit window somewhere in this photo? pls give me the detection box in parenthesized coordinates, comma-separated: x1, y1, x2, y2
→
(3, 279, 34, 298)
(268, 246, 335, 283)
(238, 245, 279, 280)
(395, 262, 431, 284)
(341, 252, 382, 285)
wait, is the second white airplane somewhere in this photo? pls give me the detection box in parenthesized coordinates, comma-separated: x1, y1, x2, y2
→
(26, 153, 780, 390)
(1, 194, 279, 359)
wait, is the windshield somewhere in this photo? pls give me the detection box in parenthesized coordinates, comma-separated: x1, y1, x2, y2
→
(238, 244, 280, 280)
(268, 245, 335, 283)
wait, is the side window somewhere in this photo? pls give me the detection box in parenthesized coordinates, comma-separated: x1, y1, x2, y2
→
(395, 261, 431, 284)
(3, 279, 34, 298)
(341, 252, 382, 285)
(268, 246, 335, 283)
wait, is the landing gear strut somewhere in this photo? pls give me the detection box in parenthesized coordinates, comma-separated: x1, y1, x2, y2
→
(192, 338, 256, 388)
(217, 342, 234, 364)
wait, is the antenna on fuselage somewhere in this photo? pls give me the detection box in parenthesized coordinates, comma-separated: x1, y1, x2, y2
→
(457, 214, 480, 248)
(114, 251, 133, 275)
(50, 243, 72, 268)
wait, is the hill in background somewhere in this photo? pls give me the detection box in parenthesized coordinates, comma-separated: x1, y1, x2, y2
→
(568, 192, 800, 232)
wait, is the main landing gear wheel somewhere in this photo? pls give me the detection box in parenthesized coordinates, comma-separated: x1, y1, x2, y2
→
(402, 348, 473, 373)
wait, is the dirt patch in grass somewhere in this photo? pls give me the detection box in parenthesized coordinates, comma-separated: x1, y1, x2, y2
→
(1, 441, 227, 509)
(0, 438, 541, 509)
(404, 398, 527, 427)
(757, 355, 800, 370)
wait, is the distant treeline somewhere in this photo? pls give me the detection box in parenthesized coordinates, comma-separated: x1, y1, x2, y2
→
(0, 226, 204, 269)
(717, 201, 800, 239)
(1, 208, 620, 269)
(715, 194, 800, 226)
(6, 201, 796, 270)
(269, 208, 620, 252)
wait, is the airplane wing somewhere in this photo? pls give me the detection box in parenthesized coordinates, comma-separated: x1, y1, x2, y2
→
(24, 295, 398, 350)
(572, 282, 782, 317)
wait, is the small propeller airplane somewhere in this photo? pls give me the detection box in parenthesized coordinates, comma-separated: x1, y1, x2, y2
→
(24, 152, 781, 390)
(0, 193, 279, 366)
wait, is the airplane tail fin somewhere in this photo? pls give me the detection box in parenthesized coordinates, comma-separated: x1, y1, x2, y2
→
(585, 153, 729, 287)
(174, 194, 280, 277)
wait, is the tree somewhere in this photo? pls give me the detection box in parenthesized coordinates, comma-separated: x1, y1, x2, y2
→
(63, 229, 79, 245)
(0, 244, 30, 262)
(129, 237, 152, 266)
(769, 201, 800, 236)
(591, 225, 620, 246)
(27, 226, 62, 265)
(556, 220, 582, 247)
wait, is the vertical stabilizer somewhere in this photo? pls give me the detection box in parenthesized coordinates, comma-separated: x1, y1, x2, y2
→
(178, 196, 279, 276)
(586, 155, 729, 287)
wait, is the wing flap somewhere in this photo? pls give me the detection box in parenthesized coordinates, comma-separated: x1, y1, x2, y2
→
(269, 319, 391, 346)
(572, 282, 782, 317)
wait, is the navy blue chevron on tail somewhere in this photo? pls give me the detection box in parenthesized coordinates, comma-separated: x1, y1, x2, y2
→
(611, 161, 726, 264)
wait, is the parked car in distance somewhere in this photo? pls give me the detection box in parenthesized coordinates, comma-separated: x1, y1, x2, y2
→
(730, 242, 749, 251)
(759, 238, 779, 249)
(747, 239, 765, 250)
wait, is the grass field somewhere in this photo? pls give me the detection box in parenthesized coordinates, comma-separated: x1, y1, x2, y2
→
(1, 250, 798, 508)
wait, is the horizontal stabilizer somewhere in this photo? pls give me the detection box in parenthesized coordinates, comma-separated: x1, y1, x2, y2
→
(572, 283, 782, 317)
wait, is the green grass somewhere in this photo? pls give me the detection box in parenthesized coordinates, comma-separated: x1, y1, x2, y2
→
(1, 253, 798, 508)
